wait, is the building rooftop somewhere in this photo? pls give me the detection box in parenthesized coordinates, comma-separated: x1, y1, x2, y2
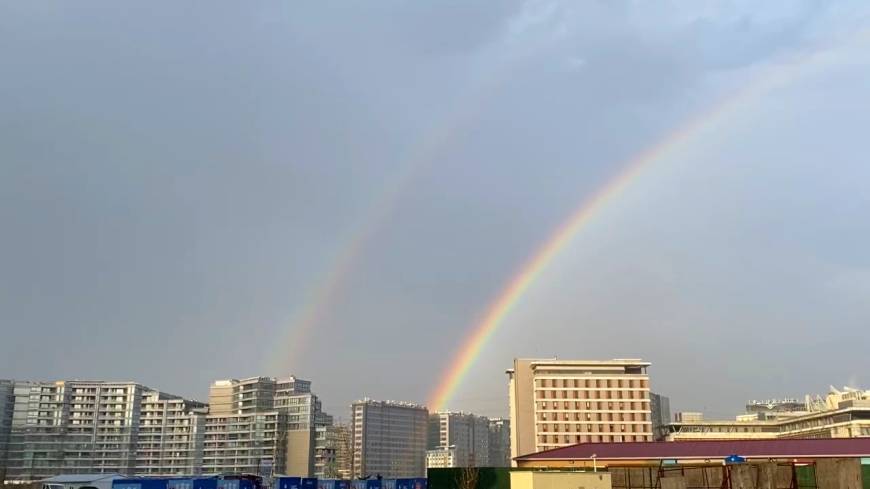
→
(353, 398, 427, 409)
(523, 358, 651, 367)
(516, 438, 870, 462)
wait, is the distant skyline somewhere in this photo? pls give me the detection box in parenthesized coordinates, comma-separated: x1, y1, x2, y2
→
(3, 1, 870, 419)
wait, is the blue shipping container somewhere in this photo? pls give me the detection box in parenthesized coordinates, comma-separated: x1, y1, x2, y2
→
(168, 479, 194, 489)
(276, 477, 301, 489)
(114, 479, 169, 489)
(194, 479, 218, 489)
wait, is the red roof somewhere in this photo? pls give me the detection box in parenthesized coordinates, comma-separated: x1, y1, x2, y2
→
(517, 438, 870, 461)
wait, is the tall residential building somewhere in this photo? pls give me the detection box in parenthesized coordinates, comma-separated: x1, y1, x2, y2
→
(3, 380, 205, 482)
(332, 424, 352, 479)
(136, 390, 208, 476)
(277, 378, 318, 477)
(507, 358, 653, 463)
(426, 412, 489, 468)
(649, 393, 671, 441)
(313, 412, 335, 478)
(350, 400, 427, 479)
(487, 418, 510, 468)
(0, 380, 14, 482)
(203, 375, 319, 477)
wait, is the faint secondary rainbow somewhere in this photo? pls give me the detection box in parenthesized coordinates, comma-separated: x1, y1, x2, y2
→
(265, 51, 538, 374)
(427, 35, 858, 412)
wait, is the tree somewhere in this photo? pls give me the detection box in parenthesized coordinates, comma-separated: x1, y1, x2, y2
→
(457, 466, 480, 489)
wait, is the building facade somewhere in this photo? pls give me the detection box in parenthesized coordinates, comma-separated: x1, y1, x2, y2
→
(313, 412, 337, 478)
(202, 375, 320, 477)
(3, 380, 205, 482)
(487, 418, 510, 468)
(668, 387, 870, 441)
(649, 393, 671, 441)
(507, 358, 653, 463)
(0, 380, 14, 482)
(136, 390, 207, 476)
(426, 412, 489, 468)
(425, 446, 456, 469)
(332, 424, 352, 479)
(350, 400, 427, 479)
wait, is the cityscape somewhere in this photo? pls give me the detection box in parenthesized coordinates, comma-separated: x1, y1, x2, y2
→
(4, 2, 870, 489)
(3, 358, 870, 485)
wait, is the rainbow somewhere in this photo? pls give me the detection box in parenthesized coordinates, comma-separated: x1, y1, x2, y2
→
(426, 36, 855, 412)
(265, 56, 530, 374)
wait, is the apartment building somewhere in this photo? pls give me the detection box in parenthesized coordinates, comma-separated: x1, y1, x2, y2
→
(313, 413, 339, 478)
(487, 418, 510, 468)
(426, 412, 489, 468)
(0, 380, 14, 482)
(350, 400, 427, 479)
(3, 380, 205, 482)
(136, 390, 207, 476)
(203, 375, 320, 477)
(507, 358, 653, 463)
(332, 424, 352, 479)
(649, 393, 671, 441)
(425, 446, 456, 469)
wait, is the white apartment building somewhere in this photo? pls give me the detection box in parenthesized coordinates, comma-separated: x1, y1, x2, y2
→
(507, 358, 653, 463)
(425, 446, 456, 469)
(426, 412, 489, 468)
(137, 390, 207, 476)
(203, 375, 320, 477)
(0, 380, 14, 482)
(3, 380, 205, 482)
(351, 400, 427, 479)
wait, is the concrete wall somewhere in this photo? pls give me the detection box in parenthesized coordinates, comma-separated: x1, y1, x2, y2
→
(509, 360, 535, 464)
(510, 471, 612, 489)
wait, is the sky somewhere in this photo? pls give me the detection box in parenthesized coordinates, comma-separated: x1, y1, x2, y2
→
(2, 1, 870, 420)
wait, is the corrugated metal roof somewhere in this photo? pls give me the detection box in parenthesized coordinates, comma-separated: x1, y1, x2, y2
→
(42, 474, 124, 483)
(516, 438, 870, 461)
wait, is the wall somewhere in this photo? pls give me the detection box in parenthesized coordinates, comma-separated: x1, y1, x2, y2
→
(510, 471, 612, 489)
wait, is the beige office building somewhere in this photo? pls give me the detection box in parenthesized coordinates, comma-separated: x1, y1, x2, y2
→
(507, 358, 653, 463)
(668, 387, 870, 441)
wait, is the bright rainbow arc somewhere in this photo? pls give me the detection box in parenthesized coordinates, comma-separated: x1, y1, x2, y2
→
(426, 35, 853, 412)
(426, 126, 696, 412)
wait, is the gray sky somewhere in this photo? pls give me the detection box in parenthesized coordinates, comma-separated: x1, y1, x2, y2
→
(2, 1, 870, 420)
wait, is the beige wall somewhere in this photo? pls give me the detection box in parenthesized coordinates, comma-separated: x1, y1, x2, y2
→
(285, 429, 315, 476)
(510, 359, 536, 463)
(510, 471, 612, 489)
(208, 382, 234, 416)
